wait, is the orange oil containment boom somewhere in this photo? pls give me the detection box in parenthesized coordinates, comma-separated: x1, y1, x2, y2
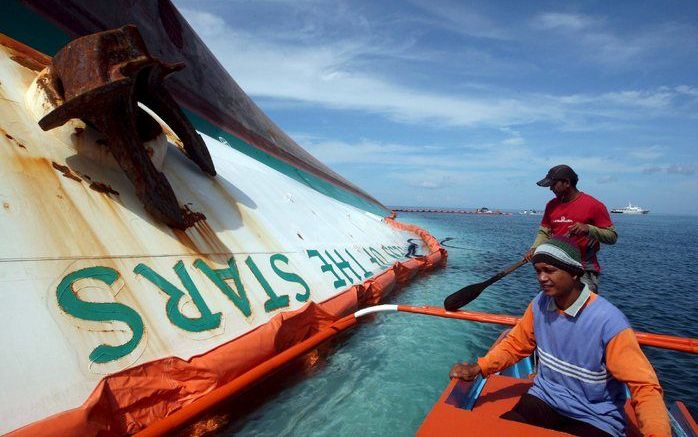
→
(137, 304, 698, 436)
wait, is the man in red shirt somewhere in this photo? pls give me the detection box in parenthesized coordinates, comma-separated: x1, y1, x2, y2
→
(524, 165, 617, 291)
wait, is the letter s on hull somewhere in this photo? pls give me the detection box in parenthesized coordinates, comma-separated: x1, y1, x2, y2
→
(56, 267, 144, 363)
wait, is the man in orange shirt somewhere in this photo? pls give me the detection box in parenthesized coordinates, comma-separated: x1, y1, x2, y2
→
(451, 237, 669, 436)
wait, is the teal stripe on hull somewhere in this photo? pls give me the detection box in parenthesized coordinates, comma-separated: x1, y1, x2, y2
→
(182, 109, 386, 216)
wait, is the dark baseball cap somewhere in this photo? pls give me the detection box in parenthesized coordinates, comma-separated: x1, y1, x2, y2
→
(537, 165, 578, 187)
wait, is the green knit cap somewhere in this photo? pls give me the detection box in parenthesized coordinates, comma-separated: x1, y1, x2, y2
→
(532, 236, 583, 276)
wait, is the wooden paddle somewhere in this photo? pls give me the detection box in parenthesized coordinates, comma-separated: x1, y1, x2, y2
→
(443, 258, 528, 311)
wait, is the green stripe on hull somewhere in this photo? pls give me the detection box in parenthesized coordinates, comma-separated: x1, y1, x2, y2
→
(183, 109, 386, 216)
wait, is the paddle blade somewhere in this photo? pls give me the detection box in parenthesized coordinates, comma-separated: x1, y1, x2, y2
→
(443, 282, 486, 311)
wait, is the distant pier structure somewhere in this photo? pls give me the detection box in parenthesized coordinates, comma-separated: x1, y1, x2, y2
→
(393, 207, 511, 215)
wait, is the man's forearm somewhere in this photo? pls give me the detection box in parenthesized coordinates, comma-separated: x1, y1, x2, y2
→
(606, 329, 670, 436)
(588, 225, 618, 244)
(477, 304, 536, 376)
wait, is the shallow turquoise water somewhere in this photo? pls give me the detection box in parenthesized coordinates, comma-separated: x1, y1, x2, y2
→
(217, 212, 698, 436)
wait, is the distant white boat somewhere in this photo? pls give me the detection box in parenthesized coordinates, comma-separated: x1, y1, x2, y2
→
(611, 203, 649, 214)
(519, 209, 543, 216)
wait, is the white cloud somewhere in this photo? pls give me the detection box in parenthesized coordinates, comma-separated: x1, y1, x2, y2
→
(531, 12, 598, 31)
(676, 85, 698, 97)
(667, 164, 697, 175)
(641, 164, 698, 176)
(596, 175, 617, 184)
(538, 156, 637, 175)
(500, 127, 525, 145)
(530, 12, 697, 68)
(604, 90, 675, 109)
(300, 138, 426, 166)
(295, 133, 647, 187)
(411, 180, 445, 189)
(502, 137, 524, 146)
(179, 8, 553, 127)
(629, 145, 663, 161)
(178, 8, 698, 132)
(406, 0, 512, 40)
(558, 89, 675, 110)
(180, 9, 228, 37)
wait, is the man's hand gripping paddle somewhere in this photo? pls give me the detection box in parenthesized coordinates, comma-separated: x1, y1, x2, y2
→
(443, 258, 528, 311)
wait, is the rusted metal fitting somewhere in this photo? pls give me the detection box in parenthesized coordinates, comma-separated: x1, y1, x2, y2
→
(38, 25, 215, 229)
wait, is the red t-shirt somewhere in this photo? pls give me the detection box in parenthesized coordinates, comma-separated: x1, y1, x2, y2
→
(541, 192, 613, 272)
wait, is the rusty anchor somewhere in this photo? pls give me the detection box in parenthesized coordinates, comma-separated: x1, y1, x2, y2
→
(38, 25, 215, 229)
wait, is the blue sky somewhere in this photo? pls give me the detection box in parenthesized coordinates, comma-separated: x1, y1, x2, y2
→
(173, 0, 698, 215)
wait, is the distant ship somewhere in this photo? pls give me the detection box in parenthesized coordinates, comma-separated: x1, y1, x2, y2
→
(519, 209, 543, 216)
(611, 203, 650, 214)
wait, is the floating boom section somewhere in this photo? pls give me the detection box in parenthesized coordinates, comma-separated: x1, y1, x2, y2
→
(0, 4, 447, 435)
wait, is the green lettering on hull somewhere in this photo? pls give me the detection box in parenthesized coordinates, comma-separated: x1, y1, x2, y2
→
(134, 261, 221, 332)
(307, 249, 347, 289)
(270, 254, 311, 302)
(56, 267, 144, 364)
(345, 249, 373, 279)
(367, 247, 389, 266)
(325, 250, 361, 282)
(245, 256, 289, 311)
(194, 258, 251, 317)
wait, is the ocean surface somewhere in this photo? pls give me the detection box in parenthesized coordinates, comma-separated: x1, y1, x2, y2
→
(211, 212, 698, 436)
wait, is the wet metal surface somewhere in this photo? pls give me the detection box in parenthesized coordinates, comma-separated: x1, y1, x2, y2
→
(38, 25, 215, 229)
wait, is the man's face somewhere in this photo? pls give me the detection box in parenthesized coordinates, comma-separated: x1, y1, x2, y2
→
(534, 261, 575, 298)
(550, 179, 570, 198)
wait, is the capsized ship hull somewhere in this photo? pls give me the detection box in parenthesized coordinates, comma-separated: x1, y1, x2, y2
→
(0, 2, 446, 434)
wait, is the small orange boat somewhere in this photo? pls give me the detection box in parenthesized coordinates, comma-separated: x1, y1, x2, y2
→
(417, 329, 698, 436)
(417, 330, 698, 437)
(383, 305, 698, 436)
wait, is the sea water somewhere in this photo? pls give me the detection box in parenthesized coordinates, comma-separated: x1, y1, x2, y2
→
(218, 212, 698, 436)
